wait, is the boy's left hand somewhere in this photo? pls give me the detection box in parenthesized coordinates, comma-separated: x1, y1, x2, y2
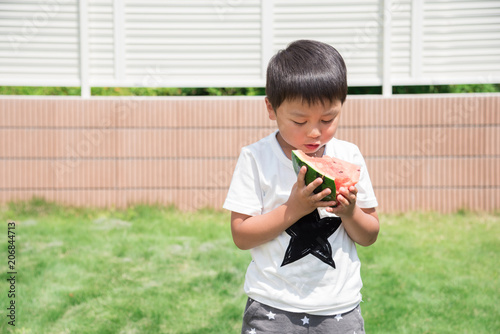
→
(328, 185, 357, 217)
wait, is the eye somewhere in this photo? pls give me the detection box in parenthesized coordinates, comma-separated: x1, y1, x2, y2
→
(292, 120, 306, 125)
(321, 119, 334, 124)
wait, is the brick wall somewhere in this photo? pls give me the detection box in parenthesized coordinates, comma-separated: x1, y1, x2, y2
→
(1, 94, 498, 212)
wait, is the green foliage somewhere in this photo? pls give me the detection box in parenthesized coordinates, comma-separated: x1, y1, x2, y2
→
(1, 84, 498, 96)
(393, 84, 500, 94)
(348, 86, 382, 95)
(203, 87, 266, 96)
(90, 86, 267, 97)
(0, 86, 81, 96)
(0, 86, 267, 97)
(0, 199, 499, 333)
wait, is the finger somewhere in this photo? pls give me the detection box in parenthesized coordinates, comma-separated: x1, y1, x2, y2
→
(317, 199, 337, 208)
(296, 166, 307, 186)
(305, 177, 324, 194)
(323, 204, 337, 213)
(344, 186, 358, 203)
(336, 193, 346, 206)
(336, 192, 353, 207)
(349, 185, 358, 195)
(313, 186, 331, 202)
(338, 187, 349, 196)
(338, 187, 356, 201)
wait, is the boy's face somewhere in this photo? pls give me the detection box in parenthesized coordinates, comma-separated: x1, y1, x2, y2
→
(265, 97, 342, 159)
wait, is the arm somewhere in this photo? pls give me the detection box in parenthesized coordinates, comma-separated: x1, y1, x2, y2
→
(231, 166, 337, 250)
(331, 186, 380, 246)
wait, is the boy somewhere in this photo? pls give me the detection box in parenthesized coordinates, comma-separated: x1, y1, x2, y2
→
(223, 40, 379, 334)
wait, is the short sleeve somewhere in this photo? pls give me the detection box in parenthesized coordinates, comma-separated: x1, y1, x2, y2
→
(223, 148, 263, 217)
(351, 147, 378, 209)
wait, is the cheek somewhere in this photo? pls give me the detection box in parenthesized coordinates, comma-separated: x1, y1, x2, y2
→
(324, 123, 339, 137)
(280, 125, 304, 144)
(280, 121, 299, 134)
(292, 126, 308, 138)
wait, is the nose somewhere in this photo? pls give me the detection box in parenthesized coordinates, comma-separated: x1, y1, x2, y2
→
(308, 126, 321, 138)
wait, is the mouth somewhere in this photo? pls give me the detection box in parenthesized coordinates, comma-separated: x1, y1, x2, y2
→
(304, 144, 320, 151)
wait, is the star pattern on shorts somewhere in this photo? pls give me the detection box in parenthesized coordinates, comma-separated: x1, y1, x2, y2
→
(266, 310, 276, 320)
(244, 308, 359, 332)
(281, 210, 341, 268)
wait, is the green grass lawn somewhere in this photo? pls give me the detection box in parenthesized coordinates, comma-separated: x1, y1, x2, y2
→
(0, 199, 499, 333)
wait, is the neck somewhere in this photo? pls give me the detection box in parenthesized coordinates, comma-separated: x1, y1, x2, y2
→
(275, 132, 293, 159)
(310, 146, 325, 158)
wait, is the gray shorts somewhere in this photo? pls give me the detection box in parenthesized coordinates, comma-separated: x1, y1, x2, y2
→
(241, 298, 365, 334)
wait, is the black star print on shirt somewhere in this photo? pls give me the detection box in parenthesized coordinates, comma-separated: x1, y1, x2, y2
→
(281, 210, 342, 268)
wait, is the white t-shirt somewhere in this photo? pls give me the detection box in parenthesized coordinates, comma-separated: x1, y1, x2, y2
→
(223, 130, 378, 316)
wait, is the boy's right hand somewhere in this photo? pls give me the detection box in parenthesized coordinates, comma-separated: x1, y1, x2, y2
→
(285, 166, 338, 220)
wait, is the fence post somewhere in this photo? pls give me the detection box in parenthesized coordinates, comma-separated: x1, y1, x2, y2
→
(114, 0, 125, 83)
(261, 0, 274, 82)
(382, 0, 392, 96)
(411, 0, 423, 79)
(79, 0, 90, 98)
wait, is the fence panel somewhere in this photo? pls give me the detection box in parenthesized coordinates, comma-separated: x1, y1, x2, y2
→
(1, 94, 499, 212)
(1, 1, 499, 95)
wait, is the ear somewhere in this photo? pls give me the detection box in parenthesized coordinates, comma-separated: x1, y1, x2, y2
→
(265, 97, 276, 121)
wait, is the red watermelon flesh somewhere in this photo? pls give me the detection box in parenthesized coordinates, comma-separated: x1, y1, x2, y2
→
(314, 155, 360, 189)
(292, 150, 361, 200)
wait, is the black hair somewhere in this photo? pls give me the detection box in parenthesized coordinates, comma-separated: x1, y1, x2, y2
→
(265, 39, 347, 110)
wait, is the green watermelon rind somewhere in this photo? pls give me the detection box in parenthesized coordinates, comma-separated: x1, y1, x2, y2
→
(291, 150, 337, 202)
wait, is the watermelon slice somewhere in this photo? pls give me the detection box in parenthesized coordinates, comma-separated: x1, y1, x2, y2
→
(291, 150, 361, 202)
